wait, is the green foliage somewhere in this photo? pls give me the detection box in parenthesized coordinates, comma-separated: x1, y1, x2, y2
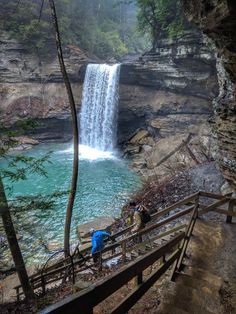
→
(0, 119, 40, 158)
(0, 0, 52, 53)
(0, 119, 64, 210)
(136, 0, 184, 48)
(10, 191, 69, 213)
(2, 152, 52, 182)
(0, 0, 148, 58)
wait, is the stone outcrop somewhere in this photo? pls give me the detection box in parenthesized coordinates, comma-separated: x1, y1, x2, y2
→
(120, 29, 217, 97)
(183, 0, 236, 188)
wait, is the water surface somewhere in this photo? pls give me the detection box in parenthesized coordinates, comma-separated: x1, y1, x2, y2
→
(1, 143, 140, 264)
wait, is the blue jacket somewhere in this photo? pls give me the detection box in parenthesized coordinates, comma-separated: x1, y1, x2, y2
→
(91, 230, 110, 254)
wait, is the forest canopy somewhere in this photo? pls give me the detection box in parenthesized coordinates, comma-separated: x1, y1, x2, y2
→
(0, 0, 183, 59)
(0, 0, 150, 59)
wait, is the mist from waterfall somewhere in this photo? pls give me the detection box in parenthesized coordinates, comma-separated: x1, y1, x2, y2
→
(80, 64, 120, 154)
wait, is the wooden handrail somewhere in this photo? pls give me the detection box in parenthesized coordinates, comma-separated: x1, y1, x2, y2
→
(39, 232, 185, 314)
(197, 204, 236, 217)
(16, 190, 236, 307)
(14, 199, 196, 293)
(15, 195, 197, 290)
(111, 249, 181, 314)
(199, 191, 234, 200)
(198, 197, 231, 215)
(151, 192, 199, 220)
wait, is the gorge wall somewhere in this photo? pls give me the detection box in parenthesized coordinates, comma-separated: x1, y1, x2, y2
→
(118, 28, 218, 142)
(0, 32, 88, 141)
(117, 28, 218, 179)
(183, 0, 236, 189)
(0, 27, 219, 179)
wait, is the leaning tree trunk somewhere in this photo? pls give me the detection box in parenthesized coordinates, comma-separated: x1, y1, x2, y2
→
(0, 175, 34, 300)
(48, 0, 79, 257)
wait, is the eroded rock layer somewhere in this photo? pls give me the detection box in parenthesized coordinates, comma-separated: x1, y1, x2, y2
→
(183, 0, 236, 188)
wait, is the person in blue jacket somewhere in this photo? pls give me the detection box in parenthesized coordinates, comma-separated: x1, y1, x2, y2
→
(90, 229, 110, 265)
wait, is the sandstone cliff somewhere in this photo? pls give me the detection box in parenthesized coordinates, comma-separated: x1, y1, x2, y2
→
(183, 0, 236, 190)
(117, 28, 218, 179)
(0, 32, 91, 141)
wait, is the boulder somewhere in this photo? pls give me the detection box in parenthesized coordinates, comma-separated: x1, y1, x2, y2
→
(221, 181, 236, 196)
(123, 145, 140, 156)
(13, 136, 39, 145)
(77, 216, 115, 240)
(129, 130, 149, 144)
(132, 160, 147, 169)
(139, 137, 155, 146)
(46, 241, 62, 252)
(79, 242, 92, 253)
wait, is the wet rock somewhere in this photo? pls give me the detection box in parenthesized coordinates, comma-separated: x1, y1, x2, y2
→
(129, 130, 149, 144)
(8, 136, 39, 151)
(46, 241, 62, 252)
(77, 217, 115, 240)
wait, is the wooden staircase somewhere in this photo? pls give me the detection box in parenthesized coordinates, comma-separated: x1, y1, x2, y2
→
(38, 191, 236, 314)
(158, 221, 224, 314)
(129, 219, 232, 314)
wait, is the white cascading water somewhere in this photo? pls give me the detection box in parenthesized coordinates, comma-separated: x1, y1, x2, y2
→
(80, 63, 120, 153)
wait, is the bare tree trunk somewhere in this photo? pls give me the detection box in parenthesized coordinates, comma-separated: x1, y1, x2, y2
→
(0, 175, 34, 300)
(48, 0, 79, 257)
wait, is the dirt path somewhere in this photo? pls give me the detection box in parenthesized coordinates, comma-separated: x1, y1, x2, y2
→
(119, 218, 236, 314)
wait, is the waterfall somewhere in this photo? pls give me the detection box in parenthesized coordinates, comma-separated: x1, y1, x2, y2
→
(80, 63, 120, 152)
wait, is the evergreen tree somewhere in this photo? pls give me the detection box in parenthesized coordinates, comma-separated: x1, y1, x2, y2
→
(0, 122, 62, 298)
(136, 0, 184, 50)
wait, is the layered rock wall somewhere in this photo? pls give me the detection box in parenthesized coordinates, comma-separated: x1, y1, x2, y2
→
(118, 28, 218, 141)
(0, 28, 219, 180)
(0, 32, 88, 141)
(183, 0, 236, 188)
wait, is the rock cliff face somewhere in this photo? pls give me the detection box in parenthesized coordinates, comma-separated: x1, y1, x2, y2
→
(183, 0, 236, 189)
(116, 28, 219, 179)
(118, 28, 218, 144)
(0, 28, 218, 179)
(0, 32, 90, 141)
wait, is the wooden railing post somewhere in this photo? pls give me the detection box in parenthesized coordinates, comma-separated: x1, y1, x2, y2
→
(135, 272, 143, 286)
(171, 194, 199, 280)
(16, 287, 20, 302)
(226, 200, 234, 223)
(41, 275, 46, 295)
(122, 241, 126, 263)
(161, 254, 166, 264)
(99, 251, 103, 271)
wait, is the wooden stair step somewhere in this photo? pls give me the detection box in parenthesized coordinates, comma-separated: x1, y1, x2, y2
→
(137, 249, 145, 255)
(130, 252, 139, 258)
